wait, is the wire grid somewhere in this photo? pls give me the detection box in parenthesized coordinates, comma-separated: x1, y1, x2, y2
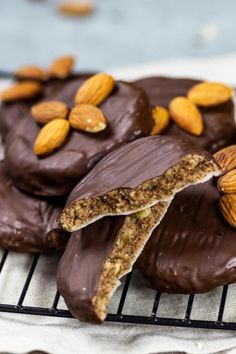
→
(0, 250, 234, 330)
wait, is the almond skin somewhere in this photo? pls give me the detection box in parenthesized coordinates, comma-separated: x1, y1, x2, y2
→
(49, 55, 75, 79)
(58, 1, 94, 16)
(69, 104, 107, 133)
(188, 82, 233, 107)
(0, 81, 42, 102)
(31, 101, 69, 124)
(214, 145, 236, 174)
(74, 73, 115, 106)
(218, 169, 236, 194)
(16, 65, 47, 81)
(151, 106, 169, 135)
(219, 194, 236, 228)
(34, 118, 70, 156)
(169, 96, 204, 136)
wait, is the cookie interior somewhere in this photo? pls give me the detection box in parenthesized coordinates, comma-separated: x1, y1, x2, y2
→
(61, 154, 219, 232)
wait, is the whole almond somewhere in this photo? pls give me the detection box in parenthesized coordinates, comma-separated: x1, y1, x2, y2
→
(0, 81, 42, 102)
(58, 1, 94, 16)
(16, 65, 47, 81)
(169, 97, 204, 136)
(188, 82, 233, 107)
(31, 101, 69, 124)
(151, 106, 169, 135)
(214, 145, 236, 174)
(218, 169, 236, 194)
(219, 194, 236, 228)
(69, 104, 107, 133)
(34, 118, 70, 156)
(49, 55, 75, 79)
(74, 73, 115, 106)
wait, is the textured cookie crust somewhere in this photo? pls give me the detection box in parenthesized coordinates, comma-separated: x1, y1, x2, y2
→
(57, 202, 170, 324)
(61, 135, 220, 232)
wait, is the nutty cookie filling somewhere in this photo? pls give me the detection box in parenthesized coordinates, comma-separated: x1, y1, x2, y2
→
(61, 136, 220, 232)
(57, 202, 170, 323)
(91, 202, 170, 322)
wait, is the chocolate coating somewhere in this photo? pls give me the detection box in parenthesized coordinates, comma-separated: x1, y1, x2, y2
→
(5, 79, 152, 197)
(0, 100, 29, 141)
(66, 135, 212, 204)
(0, 161, 68, 252)
(136, 180, 236, 293)
(134, 76, 235, 152)
(57, 217, 125, 323)
(0, 74, 93, 140)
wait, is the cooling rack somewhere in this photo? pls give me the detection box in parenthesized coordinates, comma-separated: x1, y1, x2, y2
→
(0, 250, 235, 330)
(0, 71, 235, 330)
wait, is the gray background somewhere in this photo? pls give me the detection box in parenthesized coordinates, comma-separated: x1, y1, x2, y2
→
(0, 0, 236, 71)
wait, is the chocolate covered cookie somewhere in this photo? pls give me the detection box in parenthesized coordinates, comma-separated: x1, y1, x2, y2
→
(57, 217, 124, 323)
(57, 201, 170, 323)
(5, 78, 152, 197)
(134, 77, 235, 152)
(0, 161, 68, 252)
(61, 135, 220, 232)
(136, 180, 236, 294)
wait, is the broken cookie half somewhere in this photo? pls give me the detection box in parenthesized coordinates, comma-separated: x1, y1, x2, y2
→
(61, 135, 220, 232)
(57, 202, 170, 324)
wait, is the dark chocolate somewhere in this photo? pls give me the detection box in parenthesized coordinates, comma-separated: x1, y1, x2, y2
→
(136, 180, 236, 294)
(4, 78, 152, 197)
(134, 76, 235, 152)
(0, 161, 68, 252)
(57, 217, 125, 324)
(65, 135, 214, 203)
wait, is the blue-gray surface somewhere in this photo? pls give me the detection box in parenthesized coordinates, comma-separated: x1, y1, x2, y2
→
(0, 0, 236, 72)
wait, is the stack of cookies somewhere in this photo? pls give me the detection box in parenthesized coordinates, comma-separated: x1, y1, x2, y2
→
(0, 56, 235, 324)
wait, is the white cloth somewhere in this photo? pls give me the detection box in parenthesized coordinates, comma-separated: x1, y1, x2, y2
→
(1, 55, 236, 354)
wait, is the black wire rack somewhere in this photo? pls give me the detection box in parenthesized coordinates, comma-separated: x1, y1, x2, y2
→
(0, 249, 235, 330)
(0, 72, 236, 330)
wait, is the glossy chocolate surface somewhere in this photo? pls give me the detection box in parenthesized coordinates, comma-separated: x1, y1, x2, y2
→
(57, 216, 125, 323)
(134, 76, 235, 152)
(136, 180, 236, 293)
(66, 135, 212, 204)
(0, 161, 68, 252)
(4, 78, 152, 197)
